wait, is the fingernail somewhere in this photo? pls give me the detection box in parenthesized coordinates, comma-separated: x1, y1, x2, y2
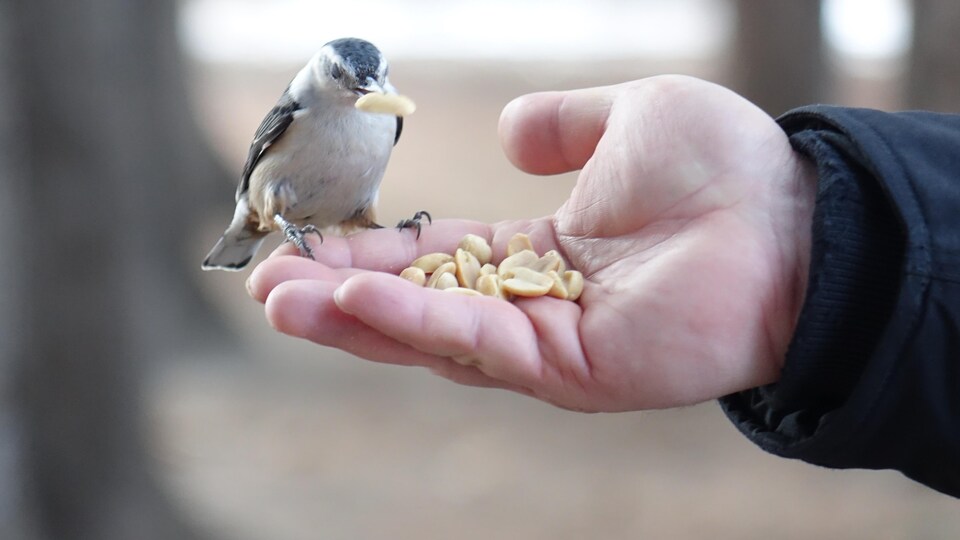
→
(332, 283, 347, 311)
(333, 276, 359, 313)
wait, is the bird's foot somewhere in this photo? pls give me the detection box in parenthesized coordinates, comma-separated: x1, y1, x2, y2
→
(395, 210, 432, 239)
(274, 214, 323, 260)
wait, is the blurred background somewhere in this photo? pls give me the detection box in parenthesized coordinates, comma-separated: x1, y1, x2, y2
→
(1, 0, 959, 539)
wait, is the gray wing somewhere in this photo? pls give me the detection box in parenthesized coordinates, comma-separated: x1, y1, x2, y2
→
(236, 89, 302, 201)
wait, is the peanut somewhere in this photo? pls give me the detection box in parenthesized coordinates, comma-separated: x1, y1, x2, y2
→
(433, 272, 458, 291)
(355, 93, 417, 116)
(563, 270, 584, 301)
(399, 266, 426, 286)
(411, 252, 454, 273)
(457, 234, 493, 265)
(496, 250, 538, 279)
(425, 261, 456, 288)
(476, 273, 505, 299)
(502, 267, 554, 297)
(545, 270, 568, 299)
(507, 232, 535, 256)
(454, 248, 481, 289)
(444, 286, 483, 296)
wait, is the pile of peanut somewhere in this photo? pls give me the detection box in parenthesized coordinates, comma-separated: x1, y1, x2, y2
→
(398, 233, 584, 302)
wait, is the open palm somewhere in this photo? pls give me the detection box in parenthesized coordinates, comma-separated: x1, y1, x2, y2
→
(247, 76, 815, 412)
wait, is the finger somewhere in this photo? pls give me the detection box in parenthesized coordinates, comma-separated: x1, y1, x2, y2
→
(333, 272, 543, 386)
(247, 255, 359, 303)
(498, 86, 615, 175)
(428, 362, 536, 394)
(265, 279, 535, 395)
(265, 279, 447, 369)
(267, 219, 493, 272)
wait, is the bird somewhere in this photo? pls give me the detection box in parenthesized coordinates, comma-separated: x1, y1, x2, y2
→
(202, 37, 428, 271)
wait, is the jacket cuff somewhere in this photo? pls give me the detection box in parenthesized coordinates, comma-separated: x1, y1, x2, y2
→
(720, 111, 904, 454)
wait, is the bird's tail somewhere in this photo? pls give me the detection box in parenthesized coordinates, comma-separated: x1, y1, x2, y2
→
(202, 200, 269, 271)
(201, 229, 267, 271)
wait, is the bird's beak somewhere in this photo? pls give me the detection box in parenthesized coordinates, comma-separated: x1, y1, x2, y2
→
(354, 78, 385, 97)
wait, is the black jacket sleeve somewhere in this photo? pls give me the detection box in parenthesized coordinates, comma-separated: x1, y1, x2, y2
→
(720, 106, 960, 498)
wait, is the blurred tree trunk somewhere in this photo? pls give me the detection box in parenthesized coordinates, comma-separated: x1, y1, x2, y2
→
(0, 2, 37, 538)
(731, 0, 827, 116)
(0, 0, 229, 538)
(907, 0, 960, 111)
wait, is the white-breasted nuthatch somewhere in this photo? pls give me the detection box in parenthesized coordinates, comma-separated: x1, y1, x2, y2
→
(202, 37, 428, 271)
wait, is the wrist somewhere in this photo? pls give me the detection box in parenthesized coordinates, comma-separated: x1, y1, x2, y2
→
(784, 152, 818, 363)
(767, 149, 818, 372)
(766, 113, 904, 411)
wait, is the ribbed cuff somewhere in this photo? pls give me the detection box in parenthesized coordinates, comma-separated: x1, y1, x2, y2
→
(720, 117, 904, 452)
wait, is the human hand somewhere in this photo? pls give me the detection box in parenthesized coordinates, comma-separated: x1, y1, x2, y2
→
(247, 75, 816, 412)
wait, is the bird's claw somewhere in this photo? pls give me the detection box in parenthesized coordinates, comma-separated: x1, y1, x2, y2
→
(395, 210, 432, 240)
(274, 215, 322, 260)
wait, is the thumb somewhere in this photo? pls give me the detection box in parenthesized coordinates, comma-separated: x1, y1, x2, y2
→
(498, 86, 616, 176)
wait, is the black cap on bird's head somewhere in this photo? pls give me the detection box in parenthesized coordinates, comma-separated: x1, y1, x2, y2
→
(317, 37, 390, 97)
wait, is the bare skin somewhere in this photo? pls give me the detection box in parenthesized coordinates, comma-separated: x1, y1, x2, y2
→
(246, 75, 817, 412)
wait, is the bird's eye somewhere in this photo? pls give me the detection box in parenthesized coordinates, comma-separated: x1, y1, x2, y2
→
(331, 64, 342, 80)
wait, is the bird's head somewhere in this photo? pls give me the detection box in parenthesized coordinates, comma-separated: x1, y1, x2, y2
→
(313, 37, 391, 100)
